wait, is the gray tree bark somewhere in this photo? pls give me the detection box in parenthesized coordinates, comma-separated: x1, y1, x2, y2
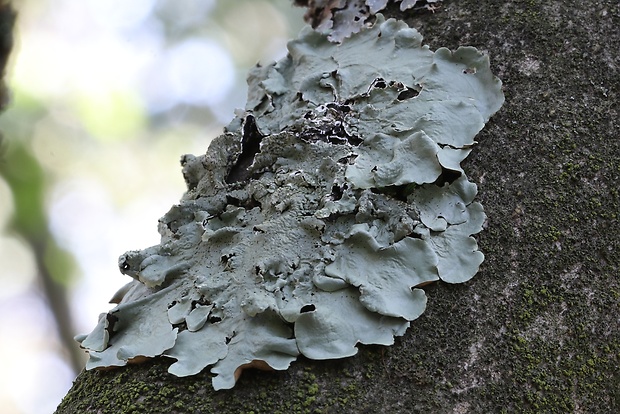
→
(56, 1, 619, 412)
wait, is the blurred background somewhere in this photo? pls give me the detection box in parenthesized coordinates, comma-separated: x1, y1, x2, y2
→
(0, 0, 304, 412)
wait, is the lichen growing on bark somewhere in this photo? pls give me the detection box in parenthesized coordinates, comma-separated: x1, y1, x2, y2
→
(294, 0, 442, 41)
(76, 15, 503, 390)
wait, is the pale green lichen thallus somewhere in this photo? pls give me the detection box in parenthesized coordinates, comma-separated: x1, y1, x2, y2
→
(76, 15, 504, 390)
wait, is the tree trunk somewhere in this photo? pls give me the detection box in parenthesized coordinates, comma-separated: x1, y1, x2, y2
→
(56, 1, 619, 412)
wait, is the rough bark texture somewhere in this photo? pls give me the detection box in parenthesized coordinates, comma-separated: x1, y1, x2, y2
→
(57, 0, 619, 412)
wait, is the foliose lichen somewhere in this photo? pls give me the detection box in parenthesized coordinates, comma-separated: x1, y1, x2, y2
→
(295, 0, 442, 41)
(76, 15, 504, 390)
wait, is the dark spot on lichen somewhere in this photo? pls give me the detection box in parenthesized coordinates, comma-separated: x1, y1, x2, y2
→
(300, 304, 316, 313)
(397, 86, 421, 100)
(338, 153, 358, 164)
(326, 102, 351, 113)
(208, 316, 222, 324)
(330, 183, 347, 200)
(373, 77, 387, 89)
(434, 167, 461, 186)
(369, 184, 412, 202)
(220, 253, 235, 264)
(226, 194, 261, 210)
(226, 115, 264, 184)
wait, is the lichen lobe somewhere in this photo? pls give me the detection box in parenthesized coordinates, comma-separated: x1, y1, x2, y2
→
(77, 15, 503, 390)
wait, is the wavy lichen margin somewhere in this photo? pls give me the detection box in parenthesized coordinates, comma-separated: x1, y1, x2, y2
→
(76, 15, 504, 390)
